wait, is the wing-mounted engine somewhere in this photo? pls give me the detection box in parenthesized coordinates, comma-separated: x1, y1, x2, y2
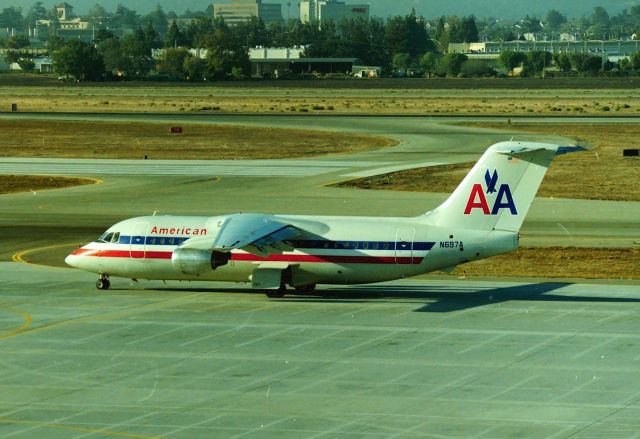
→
(171, 247, 230, 275)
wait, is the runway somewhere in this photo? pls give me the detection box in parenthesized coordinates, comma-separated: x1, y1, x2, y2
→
(1, 113, 639, 437)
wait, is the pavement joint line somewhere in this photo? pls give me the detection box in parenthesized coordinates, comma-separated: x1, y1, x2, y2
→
(230, 415, 295, 439)
(72, 412, 159, 439)
(572, 335, 618, 360)
(552, 376, 600, 404)
(125, 325, 187, 346)
(340, 329, 403, 353)
(288, 328, 344, 350)
(179, 325, 239, 347)
(401, 332, 449, 353)
(456, 333, 506, 355)
(233, 326, 292, 348)
(288, 369, 354, 394)
(488, 374, 540, 400)
(161, 413, 227, 437)
(516, 334, 567, 357)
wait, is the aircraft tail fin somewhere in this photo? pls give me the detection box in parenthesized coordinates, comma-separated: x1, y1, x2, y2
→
(425, 142, 586, 233)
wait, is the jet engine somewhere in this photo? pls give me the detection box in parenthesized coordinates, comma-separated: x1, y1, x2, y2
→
(171, 248, 230, 275)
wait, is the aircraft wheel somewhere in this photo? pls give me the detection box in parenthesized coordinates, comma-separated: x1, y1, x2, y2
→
(294, 284, 316, 294)
(96, 278, 110, 290)
(265, 287, 285, 298)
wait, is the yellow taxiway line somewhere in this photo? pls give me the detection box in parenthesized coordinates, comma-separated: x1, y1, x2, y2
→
(0, 307, 32, 341)
(11, 242, 81, 268)
(0, 418, 161, 439)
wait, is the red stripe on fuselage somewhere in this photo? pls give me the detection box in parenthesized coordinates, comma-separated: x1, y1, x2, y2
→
(73, 248, 424, 265)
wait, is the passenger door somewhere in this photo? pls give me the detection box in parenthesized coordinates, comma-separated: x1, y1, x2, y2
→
(129, 222, 149, 259)
(395, 228, 415, 264)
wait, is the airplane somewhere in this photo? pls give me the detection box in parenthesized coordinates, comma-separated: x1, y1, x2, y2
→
(65, 141, 584, 298)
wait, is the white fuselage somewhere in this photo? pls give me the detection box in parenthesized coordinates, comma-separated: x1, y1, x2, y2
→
(66, 214, 518, 286)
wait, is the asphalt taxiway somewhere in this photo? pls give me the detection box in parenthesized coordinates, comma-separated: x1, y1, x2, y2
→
(2, 262, 640, 438)
(1, 114, 639, 437)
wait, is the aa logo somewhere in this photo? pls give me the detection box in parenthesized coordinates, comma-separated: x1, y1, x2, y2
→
(464, 170, 517, 215)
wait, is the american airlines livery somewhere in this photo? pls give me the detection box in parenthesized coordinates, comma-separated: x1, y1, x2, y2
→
(66, 141, 584, 297)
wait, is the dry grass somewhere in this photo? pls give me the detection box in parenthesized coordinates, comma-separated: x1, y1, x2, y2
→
(338, 123, 640, 201)
(0, 119, 395, 159)
(0, 175, 95, 194)
(449, 247, 640, 280)
(2, 86, 640, 115)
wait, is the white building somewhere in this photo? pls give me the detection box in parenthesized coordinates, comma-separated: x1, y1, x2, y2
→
(300, 0, 369, 24)
(249, 46, 304, 60)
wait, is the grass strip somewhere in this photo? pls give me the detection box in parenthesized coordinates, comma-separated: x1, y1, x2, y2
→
(337, 123, 640, 201)
(0, 119, 395, 160)
(0, 175, 96, 194)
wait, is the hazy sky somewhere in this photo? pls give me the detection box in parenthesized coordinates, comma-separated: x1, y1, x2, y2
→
(3, 0, 637, 19)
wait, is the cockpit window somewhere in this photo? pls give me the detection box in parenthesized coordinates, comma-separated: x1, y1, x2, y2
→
(111, 232, 120, 243)
(98, 232, 113, 243)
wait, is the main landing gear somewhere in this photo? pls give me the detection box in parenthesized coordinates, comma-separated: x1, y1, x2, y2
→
(264, 283, 316, 298)
(96, 274, 110, 290)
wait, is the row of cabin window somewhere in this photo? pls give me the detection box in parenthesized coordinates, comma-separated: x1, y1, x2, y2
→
(288, 240, 396, 250)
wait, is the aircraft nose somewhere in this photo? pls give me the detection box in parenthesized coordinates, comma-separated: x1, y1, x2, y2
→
(65, 253, 77, 268)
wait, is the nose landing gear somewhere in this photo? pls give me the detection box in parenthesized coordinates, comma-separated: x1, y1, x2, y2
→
(96, 274, 110, 290)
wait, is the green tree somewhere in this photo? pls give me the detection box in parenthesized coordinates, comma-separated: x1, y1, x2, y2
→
(24, 2, 48, 27)
(619, 57, 632, 72)
(553, 53, 572, 72)
(7, 34, 30, 49)
(0, 7, 23, 28)
(461, 16, 479, 42)
(203, 23, 250, 80)
(158, 47, 190, 78)
(184, 56, 207, 80)
(392, 52, 411, 70)
(164, 19, 184, 48)
(420, 52, 438, 77)
(545, 9, 567, 29)
(18, 58, 35, 72)
(86, 4, 109, 25)
(526, 51, 552, 75)
(460, 60, 496, 77)
(384, 10, 434, 58)
(97, 36, 122, 73)
(111, 5, 139, 29)
(570, 53, 603, 74)
(630, 52, 640, 71)
(53, 39, 105, 81)
(94, 28, 115, 43)
(119, 29, 154, 77)
(440, 52, 468, 77)
(4, 50, 20, 64)
(144, 21, 161, 49)
(498, 50, 526, 71)
(145, 5, 168, 35)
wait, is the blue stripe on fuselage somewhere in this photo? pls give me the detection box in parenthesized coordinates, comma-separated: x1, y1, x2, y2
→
(118, 235, 435, 251)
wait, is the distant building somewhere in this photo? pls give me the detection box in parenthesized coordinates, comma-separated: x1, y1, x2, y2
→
(56, 2, 73, 21)
(214, 0, 282, 26)
(300, 0, 369, 24)
(249, 46, 304, 60)
(248, 46, 360, 77)
(448, 40, 640, 61)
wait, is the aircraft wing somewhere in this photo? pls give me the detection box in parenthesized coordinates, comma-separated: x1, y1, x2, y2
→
(180, 213, 302, 256)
